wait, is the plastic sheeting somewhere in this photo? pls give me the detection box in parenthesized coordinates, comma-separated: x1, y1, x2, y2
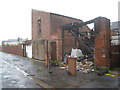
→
(71, 48, 83, 57)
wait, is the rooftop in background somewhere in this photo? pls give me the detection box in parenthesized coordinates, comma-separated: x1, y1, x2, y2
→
(3, 38, 28, 42)
(111, 21, 120, 45)
(2, 38, 28, 46)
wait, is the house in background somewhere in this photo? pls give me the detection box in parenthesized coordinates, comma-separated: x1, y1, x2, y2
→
(111, 21, 120, 45)
(2, 38, 27, 56)
(2, 38, 27, 46)
(32, 9, 90, 61)
(1, 38, 32, 58)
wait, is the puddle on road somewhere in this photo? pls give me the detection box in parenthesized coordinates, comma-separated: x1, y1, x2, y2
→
(19, 85, 26, 88)
(11, 80, 17, 83)
(2, 59, 51, 88)
(3, 75, 10, 79)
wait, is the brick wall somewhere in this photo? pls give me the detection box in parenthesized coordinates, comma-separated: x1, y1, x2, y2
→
(32, 10, 90, 60)
(110, 45, 120, 68)
(32, 9, 51, 40)
(50, 14, 90, 60)
(0, 46, 2, 51)
(2, 45, 23, 56)
(94, 17, 111, 68)
(32, 9, 50, 60)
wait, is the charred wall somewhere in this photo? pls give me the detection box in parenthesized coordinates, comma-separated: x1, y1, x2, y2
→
(32, 10, 91, 60)
(50, 14, 90, 60)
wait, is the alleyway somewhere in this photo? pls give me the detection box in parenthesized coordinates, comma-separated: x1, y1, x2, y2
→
(0, 52, 41, 88)
(0, 51, 119, 88)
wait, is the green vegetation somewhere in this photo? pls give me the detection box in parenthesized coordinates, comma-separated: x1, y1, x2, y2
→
(50, 60, 62, 65)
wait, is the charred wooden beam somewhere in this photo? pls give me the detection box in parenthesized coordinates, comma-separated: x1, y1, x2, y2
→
(60, 17, 100, 30)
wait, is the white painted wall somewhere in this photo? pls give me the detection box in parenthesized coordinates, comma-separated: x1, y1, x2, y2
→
(111, 36, 120, 45)
(26, 44, 32, 58)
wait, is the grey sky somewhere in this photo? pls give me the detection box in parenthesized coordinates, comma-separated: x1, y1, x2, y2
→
(0, 0, 119, 43)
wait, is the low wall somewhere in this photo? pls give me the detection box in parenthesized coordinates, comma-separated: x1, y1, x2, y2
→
(2, 45, 23, 56)
(0, 46, 2, 51)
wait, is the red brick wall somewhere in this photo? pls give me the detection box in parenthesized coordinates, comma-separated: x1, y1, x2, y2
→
(0, 46, 2, 51)
(2, 45, 23, 56)
(32, 10, 51, 60)
(32, 9, 50, 40)
(50, 14, 90, 60)
(32, 10, 90, 60)
(94, 17, 111, 68)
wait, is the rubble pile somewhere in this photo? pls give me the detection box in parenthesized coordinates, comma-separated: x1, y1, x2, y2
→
(60, 60, 95, 74)
(60, 48, 95, 74)
(76, 60, 94, 73)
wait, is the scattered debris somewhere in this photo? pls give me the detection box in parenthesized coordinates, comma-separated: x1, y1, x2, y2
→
(60, 59, 95, 74)
(60, 67, 66, 69)
(47, 69, 52, 73)
(50, 60, 62, 66)
(60, 48, 95, 74)
(51, 62, 59, 66)
(76, 60, 94, 73)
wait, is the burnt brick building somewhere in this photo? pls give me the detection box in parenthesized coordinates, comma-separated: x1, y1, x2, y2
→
(32, 9, 90, 60)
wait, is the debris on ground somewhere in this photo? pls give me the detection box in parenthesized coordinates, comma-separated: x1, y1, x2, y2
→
(50, 60, 61, 66)
(76, 60, 94, 73)
(60, 48, 95, 74)
(60, 59, 95, 74)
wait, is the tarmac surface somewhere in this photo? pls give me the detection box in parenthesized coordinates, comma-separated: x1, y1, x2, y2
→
(0, 51, 119, 89)
(0, 52, 41, 89)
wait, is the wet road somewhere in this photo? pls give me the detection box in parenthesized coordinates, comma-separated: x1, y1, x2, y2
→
(0, 52, 41, 88)
(0, 51, 119, 88)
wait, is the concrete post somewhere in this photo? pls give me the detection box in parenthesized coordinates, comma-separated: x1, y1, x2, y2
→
(94, 17, 111, 69)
